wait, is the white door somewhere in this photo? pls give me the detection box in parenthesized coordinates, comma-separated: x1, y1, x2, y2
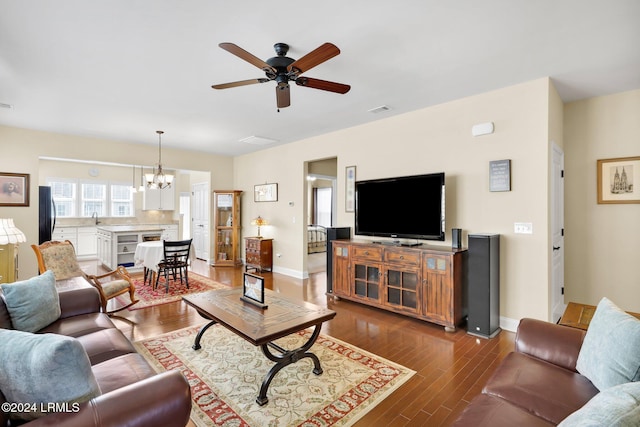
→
(551, 143, 565, 322)
(192, 182, 209, 262)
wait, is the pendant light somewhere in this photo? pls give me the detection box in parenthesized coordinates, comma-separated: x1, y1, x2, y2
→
(145, 130, 174, 189)
(130, 165, 137, 193)
(138, 165, 145, 192)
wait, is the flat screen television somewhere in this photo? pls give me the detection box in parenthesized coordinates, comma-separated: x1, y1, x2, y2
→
(355, 172, 445, 243)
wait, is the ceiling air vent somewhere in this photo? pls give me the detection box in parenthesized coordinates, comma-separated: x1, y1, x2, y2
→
(239, 135, 279, 145)
(367, 105, 391, 114)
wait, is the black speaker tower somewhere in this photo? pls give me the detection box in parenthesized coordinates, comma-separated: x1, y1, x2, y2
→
(325, 227, 351, 294)
(467, 234, 501, 338)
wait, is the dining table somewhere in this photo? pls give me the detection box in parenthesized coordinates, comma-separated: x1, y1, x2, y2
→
(134, 240, 165, 285)
(134, 240, 196, 287)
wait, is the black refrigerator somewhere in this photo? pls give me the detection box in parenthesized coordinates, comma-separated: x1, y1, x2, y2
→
(39, 186, 56, 244)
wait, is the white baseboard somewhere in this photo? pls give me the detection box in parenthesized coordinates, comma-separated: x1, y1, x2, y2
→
(500, 316, 520, 333)
(272, 266, 305, 279)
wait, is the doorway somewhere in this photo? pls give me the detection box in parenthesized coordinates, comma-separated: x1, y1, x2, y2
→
(192, 181, 210, 262)
(305, 158, 338, 274)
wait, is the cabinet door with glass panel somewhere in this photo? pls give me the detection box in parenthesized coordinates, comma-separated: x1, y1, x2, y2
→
(212, 190, 242, 267)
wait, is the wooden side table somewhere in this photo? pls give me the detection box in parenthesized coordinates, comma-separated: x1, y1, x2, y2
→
(559, 302, 640, 330)
(245, 237, 273, 273)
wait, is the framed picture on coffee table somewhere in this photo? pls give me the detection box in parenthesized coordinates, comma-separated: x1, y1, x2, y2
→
(241, 272, 268, 308)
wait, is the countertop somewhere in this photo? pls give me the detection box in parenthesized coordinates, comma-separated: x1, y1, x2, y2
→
(96, 225, 164, 233)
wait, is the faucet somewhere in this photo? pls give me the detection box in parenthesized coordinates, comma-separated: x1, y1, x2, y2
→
(91, 212, 100, 225)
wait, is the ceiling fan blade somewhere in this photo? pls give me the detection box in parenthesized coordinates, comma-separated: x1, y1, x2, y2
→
(295, 77, 351, 94)
(276, 84, 290, 109)
(212, 78, 270, 90)
(287, 42, 340, 75)
(219, 42, 276, 73)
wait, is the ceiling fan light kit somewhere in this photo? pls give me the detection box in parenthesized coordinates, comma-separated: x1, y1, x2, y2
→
(212, 42, 350, 110)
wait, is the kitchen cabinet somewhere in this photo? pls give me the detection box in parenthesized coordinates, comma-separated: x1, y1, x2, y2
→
(52, 226, 97, 260)
(76, 227, 97, 259)
(52, 226, 77, 248)
(97, 226, 163, 271)
(143, 186, 175, 211)
(160, 224, 179, 241)
(96, 229, 112, 268)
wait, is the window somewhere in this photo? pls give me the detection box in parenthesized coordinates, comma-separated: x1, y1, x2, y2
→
(81, 181, 106, 217)
(314, 187, 332, 227)
(48, 179, 76, 218)
(111, 184, 133, 217)
(46, 178, 134, 218)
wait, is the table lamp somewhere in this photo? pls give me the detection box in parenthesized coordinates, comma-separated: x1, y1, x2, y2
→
(251, 216, 268, 237)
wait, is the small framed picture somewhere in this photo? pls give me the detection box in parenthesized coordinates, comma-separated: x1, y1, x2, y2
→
(345, 166, 356, 212)
(0, 173, 30, 207)
(241, 272, 268, 308)
(489, 159, 511, 192)
(597, 156, 640, 204)
(254, 183, 278, 202)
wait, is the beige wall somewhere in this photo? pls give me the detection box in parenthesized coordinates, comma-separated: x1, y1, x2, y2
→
(5, 79, 636, 324)
(564, 89, 640, 312)
(235, 78, 556, 324)
(0, 125, 234, 279)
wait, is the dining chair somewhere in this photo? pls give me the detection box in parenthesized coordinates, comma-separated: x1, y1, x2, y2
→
(32, 240, 139, 314)
(155, 239, 193, 293)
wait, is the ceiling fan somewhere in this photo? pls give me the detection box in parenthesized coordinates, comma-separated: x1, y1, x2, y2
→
(211, 42, 350, 110)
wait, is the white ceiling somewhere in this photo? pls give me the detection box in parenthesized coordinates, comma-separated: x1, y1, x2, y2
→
(1, 1, 639, 157)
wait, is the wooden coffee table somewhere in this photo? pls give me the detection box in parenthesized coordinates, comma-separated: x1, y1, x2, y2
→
(182, 288, 336, 405)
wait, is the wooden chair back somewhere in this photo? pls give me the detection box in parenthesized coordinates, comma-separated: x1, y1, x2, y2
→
(31, 240, 86, 281)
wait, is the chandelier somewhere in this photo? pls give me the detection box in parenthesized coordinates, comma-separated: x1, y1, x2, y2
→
(145, 130, 174, 189)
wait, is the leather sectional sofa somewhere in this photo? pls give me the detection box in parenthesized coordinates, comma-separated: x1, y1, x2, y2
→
(0, 284, 192, 427)
(453, 318, 599, 426)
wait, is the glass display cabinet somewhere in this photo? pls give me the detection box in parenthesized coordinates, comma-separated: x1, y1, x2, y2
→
(212, 190, 242, 267)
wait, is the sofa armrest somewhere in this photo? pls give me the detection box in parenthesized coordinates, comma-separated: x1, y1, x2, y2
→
(515, 318, 586, 372)
(26, 370, 191, 427)
(58, 287, 102, 319)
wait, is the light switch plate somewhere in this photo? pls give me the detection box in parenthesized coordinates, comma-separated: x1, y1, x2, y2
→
(514, 222, 533, 234)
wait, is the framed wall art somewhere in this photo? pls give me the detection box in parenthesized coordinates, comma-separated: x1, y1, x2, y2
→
(0, 172, 30, 207)
(597, 156, 639, 204)
(345, 165, 356, 212)
(241, 272, 268, 308)
(254, 183, 278, 202)
(489, 159, 511, 192)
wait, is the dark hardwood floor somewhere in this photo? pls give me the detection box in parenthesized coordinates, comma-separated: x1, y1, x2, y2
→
(93, 259, 515, 426)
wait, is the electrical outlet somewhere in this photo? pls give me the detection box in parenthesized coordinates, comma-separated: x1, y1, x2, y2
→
(514, 222, 533, 234)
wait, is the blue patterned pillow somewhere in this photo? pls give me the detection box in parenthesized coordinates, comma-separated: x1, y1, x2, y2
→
(0, 271, 61, 332)
(558, 381, 640, 426)
(0, 329, 101, 421)
(576, 297, 640, 390)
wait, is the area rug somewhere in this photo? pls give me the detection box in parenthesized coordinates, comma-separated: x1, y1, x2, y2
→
(119, 272, 227, 310)
(134, 324, 415, 426)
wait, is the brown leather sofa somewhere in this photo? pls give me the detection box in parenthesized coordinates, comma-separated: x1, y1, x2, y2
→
(452, 318, 600, 426)
(0, 286, 192, 427)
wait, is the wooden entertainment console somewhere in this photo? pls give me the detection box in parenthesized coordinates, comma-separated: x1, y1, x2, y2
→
(331, 240, 467, 331)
